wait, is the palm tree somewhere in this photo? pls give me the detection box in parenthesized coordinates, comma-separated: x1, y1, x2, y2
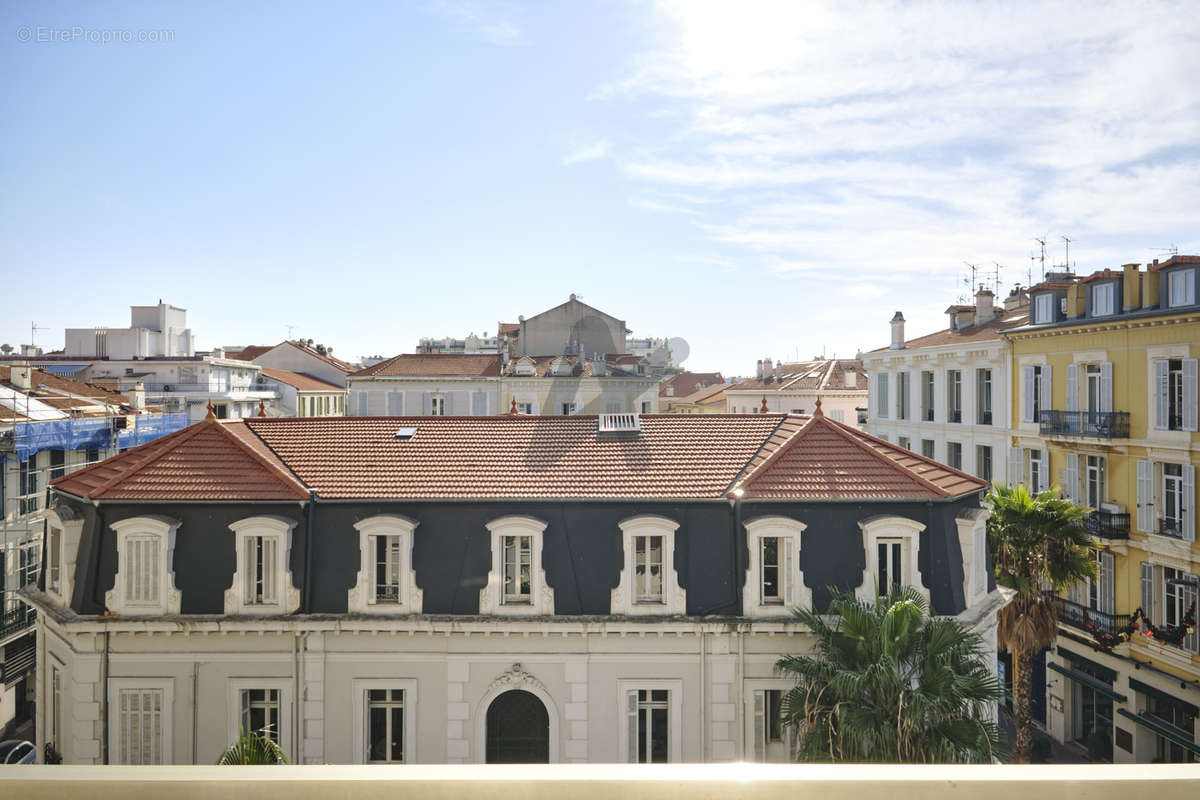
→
(776, 586, 1006, 763)
(987, 483, 1095, 763)
(215, 727, 290, 765)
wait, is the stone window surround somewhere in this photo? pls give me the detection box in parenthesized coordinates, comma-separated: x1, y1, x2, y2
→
(351, 678, 419, 764)
(105, 515, 183, 615)
(108, 676, 175, 765)
(223, 516, 300, 616)
(479, 516, 555, 615)
(741, 516, 811, 617)
(42, 506, 85, 608)
(954, 508, 990, 608)
(226, 678, 294, 757)
(857, 515, 929, 606)
(348, 515, 423, 614)
(610, 515, 686, 616)
(616, 678, 684, 763)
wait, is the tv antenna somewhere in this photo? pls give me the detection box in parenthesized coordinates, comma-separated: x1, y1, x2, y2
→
(285, 324, 297, 339)
(1151, 245, 1179, 258)
(991, 262, 1004, 295)
(1034, 237, 1047, 281)
(1062, 235, 1073, 272)
(959, 262, 979, 303)
(1027, 252, 1035, 289)
(31, 321, 49, 349)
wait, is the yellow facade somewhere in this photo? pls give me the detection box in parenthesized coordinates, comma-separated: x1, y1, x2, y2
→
(1003, 268, 1200, 763)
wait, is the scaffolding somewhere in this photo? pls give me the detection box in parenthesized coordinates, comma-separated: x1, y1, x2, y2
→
(11, 412, 187, 461)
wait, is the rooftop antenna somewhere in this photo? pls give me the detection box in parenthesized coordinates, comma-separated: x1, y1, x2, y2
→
(991, 262, 1004, 295)
(960, 262, 979, 303)
(285, 323, 297, 339)
(30, 321, 48, 349)
(1028, 251, 1035, 288)
(1062, 235, 1072, 272)
(1151, 245, 1179, 258)
(1034, 236, 1047, 281)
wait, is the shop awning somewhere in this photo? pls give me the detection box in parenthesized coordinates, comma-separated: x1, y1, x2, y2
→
(1048, 661, 1128, 702)
(1117, 708, 1200, 756)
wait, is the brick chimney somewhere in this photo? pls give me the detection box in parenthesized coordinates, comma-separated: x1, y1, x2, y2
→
(890, 312, 906, 349)
(975, 285, 995, 324)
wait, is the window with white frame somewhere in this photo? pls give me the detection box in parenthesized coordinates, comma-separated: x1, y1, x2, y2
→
(106, 516, 182, 615)
(1034, 293, 1054, 323)
(920, 371, 935, 421)
(742, 517, 809, 616)
(875, 373, 889, 419)
(241, 688, 281, 741)
(516, 401, 533, 414)
(46, 525, 62, 596)
(49, 663, 62, 752)
(745, 683, 794, 762)
(946, 370, 962, 423)
(227, 680, 292, 757)
(352, 679, 418, 764)
(618, 680, 682, 763)
(947, 441, 962, 470)
(976, 445, 993, 482)
(1028, 449, 1046, 493)
(1085, 454, 1106, 509)
(430, 393, 446, 415)
(18, 456, 39, 515)
(611, 516, 685, 615)
(921, 439, 935, 459)
(896, 372, 910, 420)
(224, 517, 299, 615)
(1163, 567, 1199, 654)
(898, 435, 911, 450)
(1022, 364, 1052, 424)
(858, 516, 927, 605)
(1069, 550, 1114, 615)
(1154, 358, 1197, 432)
(480, 516, 554, 615)
(1091, 282, 1115, 316)
(1168, 269, 1196, 308)
(109, 678, 174, 765)
(349, 515, 422, 613)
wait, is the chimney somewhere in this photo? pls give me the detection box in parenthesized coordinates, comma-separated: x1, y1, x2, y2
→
(593, 353, 606, 377)
(129, 380, 146, 412)
(756, 359, 763, 380)
(773, 361, 781, 382)
(975, 285, 995, 324)
(890, 312, 906, 349)
(1004, 286, 1027, 311)
(1122, 264, 1141, 311)
(211, 346, 225, 359)
(10, 362, 33, 391)
(1066, 283, 1084, 318)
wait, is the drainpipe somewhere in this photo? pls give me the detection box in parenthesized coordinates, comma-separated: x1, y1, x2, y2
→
(302, 492, 317, 612)
(101, 630, 110, 764)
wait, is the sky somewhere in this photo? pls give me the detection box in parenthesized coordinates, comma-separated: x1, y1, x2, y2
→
(2, 1, 1198, 376)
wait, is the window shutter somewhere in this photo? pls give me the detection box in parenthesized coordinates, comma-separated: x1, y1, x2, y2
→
(1184, 358, 1198, 431)
(1099, 552, 1114, 615)
(877, 374, 888, 419)
(1038, 451, 1049, 493)
(1039, 365, 1052, 419)
(1100, 361, 1113, 414)
(405, 392, 422, 417)
(626, 690, 639, 763)
(1155, 360, 1169, 429)
(1137, 460, 1155, 533)
(264, 537, 278, 602)
(1008, 447, 1024, 488)
(1022, 366, 1035, 423)
(1183, 577, 1199, 653)
(471, 391, 488, 415)
(421, 392, 432, 415)
(1064, 453, 1079, 503)
(530, 399, 540, 415)
(1183, 464, 1195, 542)
(784, 538, 795, 606)
(1141, 562, 1154, 617)
(449, 391, 468, 416)
(1068, 578, 1080, 606)
(356, 391, 368, 416)
(752, 690, 766, 762)
(386, 391, 404, 415)
(1066, 363, 1078, 413)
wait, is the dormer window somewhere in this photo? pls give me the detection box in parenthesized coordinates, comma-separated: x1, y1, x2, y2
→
(1091, 282, 1115, 316)
(550, 358, 572, 377)
(611, 516, 686, 615)
(224, 516, 300, 615)
(1034, 293, 1054, 323)
(106, 516, 182, 615)
(514, 359, 535, 377)
(479, 516, 554, 615)
(349, 515, 422, 614)
(1169, 268, 1196, 307)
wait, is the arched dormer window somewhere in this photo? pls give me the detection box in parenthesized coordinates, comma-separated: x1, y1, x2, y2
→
(480, 516, 554, 615)
(224, 516, 300, 615)
(611, 516, 685, 615)
(348, 515, 422, 614)
(106, 515, 182, 615)
(857, 515, 928, 606)
(742, 516, 809, 616)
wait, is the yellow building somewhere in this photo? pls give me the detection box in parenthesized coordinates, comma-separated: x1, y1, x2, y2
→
(1002, 256, 1199, 763)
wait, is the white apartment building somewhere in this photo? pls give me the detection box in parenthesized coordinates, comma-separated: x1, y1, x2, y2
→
(860, 287, 1028, 483)
(725, 359, 867, 429)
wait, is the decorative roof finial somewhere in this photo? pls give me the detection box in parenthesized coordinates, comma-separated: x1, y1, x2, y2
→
(760, 395, 768, 413)
(813, 397, 824, 417)
(204, 400, 216, 421)
(257, 401, 267, 417)
(510, 397, 518, 414)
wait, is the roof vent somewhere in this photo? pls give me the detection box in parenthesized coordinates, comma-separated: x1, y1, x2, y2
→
(597, 413, 642, 435)
(394, 426, 418, 440)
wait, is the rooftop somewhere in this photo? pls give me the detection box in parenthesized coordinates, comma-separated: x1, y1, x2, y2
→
(727, 359, 866, 393)
(352, 353, 503, 378)
(259, 367, 346, 392)
(869, 305, 1029, 352)
(0, 366, 142, 423)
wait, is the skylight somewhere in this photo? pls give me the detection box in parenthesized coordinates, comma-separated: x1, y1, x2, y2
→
(394, 426, 418, 440)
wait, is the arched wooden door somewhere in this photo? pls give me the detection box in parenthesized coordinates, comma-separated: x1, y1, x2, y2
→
(485, 689, 550, 763)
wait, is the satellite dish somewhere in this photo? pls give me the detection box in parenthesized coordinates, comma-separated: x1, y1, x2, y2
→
(667, 337, 690, 365)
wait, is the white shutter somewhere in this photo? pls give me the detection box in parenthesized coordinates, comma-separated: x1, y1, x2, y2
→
(1022, 366, 1035, 423)
(1183, 577, 1199, 653)
(1184, 358, 1198, 431)
(626, 690, 640, 763)
(356, 391, 368, 416)
(1183, 464, 1195, 542)
(1099, 552, 1114, 615)
(1039, 365, 1052, 420)
(752, 690, 766, 762)
(1065, 453, 1079, 503)
(877, 374, 889, 420)
(1066, 363, 1078, 413)
(471, 391, 488, 415)
(386, 391, 404, 415)
(449, 391, 468, 416)
(406, 391, 423, 417)
(1137, 460, 1155, 533)
(530, 399, 540, 415)
(1155, 360, 1169, 429)
(1038, 451, 1049, 494)
(1100, 361, 1113, 414)
(421, 392, 432, 415)
(1141, 562, 1154, 618)
(784, 538, 795, 606)
(1008, 447, 1024, 488)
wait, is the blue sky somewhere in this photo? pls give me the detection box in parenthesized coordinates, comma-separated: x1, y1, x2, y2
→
(2, 1, 1198, 375)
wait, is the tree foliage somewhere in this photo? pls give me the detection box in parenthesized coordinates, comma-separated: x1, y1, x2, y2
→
(215, 728, 290, 765)
(776, 586, 1006, 763)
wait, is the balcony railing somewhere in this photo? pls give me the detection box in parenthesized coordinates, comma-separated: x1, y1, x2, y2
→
(1039, 409, 1130, 439)
(1158, 518, 1186, 540)
(1085, 509, 1131, 540)
(0, 603, 36, 642)
(1051, 594, 1132, 638)
(923, 408, 934, 422)
(948, 409, 961, 423)
(978, 410, 993, 425)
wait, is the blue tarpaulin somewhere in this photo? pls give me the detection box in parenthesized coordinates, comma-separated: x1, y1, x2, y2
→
(12, 413, 188, 460)
(39, 364, 90, 377)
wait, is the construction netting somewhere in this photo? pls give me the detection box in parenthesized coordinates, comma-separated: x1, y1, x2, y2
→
(12, 413, 188, 460)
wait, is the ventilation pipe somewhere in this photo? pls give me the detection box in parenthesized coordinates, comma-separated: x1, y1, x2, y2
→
(889, 313, 906, 350)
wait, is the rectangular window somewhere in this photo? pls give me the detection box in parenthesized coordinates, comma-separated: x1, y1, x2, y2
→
(1029, 449, 1043, 493)
(636, 689, 669, 763)
(947, 441, 963, 470)
(1085, 455, 1106, 509)
(947, 370, 962, 423)
(1148, 692, 1197, 762)
(118, 688, 165, 764)
(976, 369, 992, 425)
(1169, 269, 1196, 308)
(50, 665, 62, 750)
(47, 526, 62, 595)
(1092, 283, 1114, 316)
(898, 436, 911, 450)
(830, 409, 845, 423)
(921, 439, 935, 459)
(124, 535, 161, 605)
(876, 374, 889, 419)
(86, 447, 101, 464)
(760, 537, 782, 604)
(18, 457, 39, 515)
(372, 534, 402, 603)
(367, 689, 405, 763)
(1035, 293, 1054, 323)
(516, 402, 533, 414)
(1161, 463, 1184, 537)
(1167, 359, 1185, 430)
(502, 535, 531, 604)
(877, 539, 902, 596)
(240, 688, 281, 742)
(766, 689, 784, 744)
(49, 450, 66, 480)
(921, 371, 935, 421)
(244, 536, 278, 605)
(896, 372, 910, 420)
(430, 394, 446, 416)
(634, 535, 663, 603)
(976, 445, 993, 482)
(1031, 365, 1044, 422)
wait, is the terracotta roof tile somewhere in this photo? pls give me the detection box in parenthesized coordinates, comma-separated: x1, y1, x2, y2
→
(352, 353, 502, 378)
(729, 359, 866, 392)
(259, 367, 345, 392)
(660, 372, 724, 397)
(868, 306, 1028, 352)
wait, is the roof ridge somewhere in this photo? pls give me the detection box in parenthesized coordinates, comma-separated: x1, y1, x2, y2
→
(729, 415, 815, 494)
(82, 420, 213, 497)
(721, 414, 799, 496)
(818, 416, 955, 497)
(218, 420, 310, 499)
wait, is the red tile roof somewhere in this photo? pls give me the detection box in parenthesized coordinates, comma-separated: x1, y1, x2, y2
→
(352, 353, 502, 378)
(660, 372, 724, 397)
(52, 414, 986, 503)
(51, 420, 309, 501)
(868, 306, 1028, 352)
(259, 368, 345, 392)
(728, 359, 866, 392)
(230, 345, 273, 361)
(1147, 255, 1200, 272)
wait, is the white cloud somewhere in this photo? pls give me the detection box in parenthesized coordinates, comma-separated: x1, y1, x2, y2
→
(561, 140, 610, 166)
(433, 1, 522, 45)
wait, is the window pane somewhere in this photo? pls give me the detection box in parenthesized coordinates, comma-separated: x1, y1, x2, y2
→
(369, 706, 388, 761)
(650, 707, 669, 762)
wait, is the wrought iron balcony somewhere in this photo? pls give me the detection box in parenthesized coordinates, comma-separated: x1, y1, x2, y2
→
(1051, 594, 1132, 638)
(1039, 409, 1130, 439)
(1158, 518, 1186, 540)
(1085, 509, 1131, 540)
(948, 409, 962, 423)
(0, 603, 36, 642)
